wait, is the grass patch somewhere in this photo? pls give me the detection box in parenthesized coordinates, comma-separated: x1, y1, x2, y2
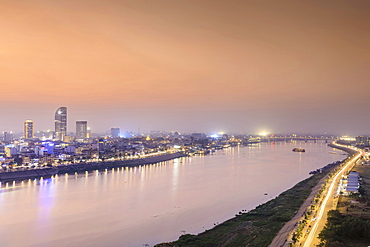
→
(155, 171, 330, 247)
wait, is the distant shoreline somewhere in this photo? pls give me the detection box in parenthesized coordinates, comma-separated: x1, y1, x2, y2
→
(0, 152, 186, 182)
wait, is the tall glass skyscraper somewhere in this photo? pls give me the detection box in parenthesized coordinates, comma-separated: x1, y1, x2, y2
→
(55, 107, 67, 141)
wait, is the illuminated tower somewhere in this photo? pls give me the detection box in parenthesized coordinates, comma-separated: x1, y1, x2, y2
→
(24, 120, 34, 139)
(76, 121, 87, 141)
(55, 107, 67, 141)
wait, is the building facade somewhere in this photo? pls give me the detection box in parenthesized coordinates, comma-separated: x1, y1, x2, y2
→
(3, 132, 14, 142)
(55, 107, 67, 141)
(76, 121, 88, 141)
(24, 120, 34, 139)
(356, 136, 370, 147)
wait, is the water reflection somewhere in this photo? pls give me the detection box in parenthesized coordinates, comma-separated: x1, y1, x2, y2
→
(37, 178, 55, 232)
(0, 142, 346, 247)
(171, 158, 180, 194)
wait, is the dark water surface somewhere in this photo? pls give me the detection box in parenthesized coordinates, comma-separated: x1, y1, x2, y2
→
(0, 141, 345, 247)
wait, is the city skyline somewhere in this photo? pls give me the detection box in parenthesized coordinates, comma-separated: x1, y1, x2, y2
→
(1, 0, 370, 135)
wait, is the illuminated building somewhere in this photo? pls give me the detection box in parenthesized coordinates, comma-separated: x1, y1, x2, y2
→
(356, 136, 370, 146)
(63, 135, 73, 143)
(111, 128, 120, 138)
(98, 139, 105, 153)
(3, 132, 13, 142)
(55, 107, 67, 141)
(76, 121, 88, 141)
(42, 141, 55, 154)
(24, 120, 34, 139)
(5, 145, 17, 157)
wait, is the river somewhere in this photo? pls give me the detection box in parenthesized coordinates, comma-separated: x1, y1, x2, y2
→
(0, 141, 345, 247)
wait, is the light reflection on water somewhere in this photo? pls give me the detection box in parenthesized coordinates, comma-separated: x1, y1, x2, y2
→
(0, 142, 346, 247)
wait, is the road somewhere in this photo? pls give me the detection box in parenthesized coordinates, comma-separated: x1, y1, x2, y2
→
(302, 144, 361, 247)
(268, 173, 329, 247)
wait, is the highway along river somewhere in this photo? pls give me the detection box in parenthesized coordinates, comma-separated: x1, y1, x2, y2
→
(0, 141, 345, 247)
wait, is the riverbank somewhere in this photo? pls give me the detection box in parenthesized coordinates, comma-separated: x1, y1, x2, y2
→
(0, 152, 186, 182)
(56, 152, 186, 174)
(269, 167, 333, 247)
(0, 167, 59, 182)
(327, 143, 358, 155)
(154, 165, 339, 247)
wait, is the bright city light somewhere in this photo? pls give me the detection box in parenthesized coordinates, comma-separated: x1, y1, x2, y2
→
(340, 136, 355, 141)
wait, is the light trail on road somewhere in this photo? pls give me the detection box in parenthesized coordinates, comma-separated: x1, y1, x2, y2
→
(303, 144, 361, 247)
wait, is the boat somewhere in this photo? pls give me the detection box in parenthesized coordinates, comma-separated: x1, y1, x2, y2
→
(292, 148, 305, 152)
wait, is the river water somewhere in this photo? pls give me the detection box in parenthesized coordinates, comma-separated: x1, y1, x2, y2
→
(0, 141, 345, 247)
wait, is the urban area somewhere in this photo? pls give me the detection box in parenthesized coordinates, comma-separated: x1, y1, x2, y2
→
(1, 106, 369, 172)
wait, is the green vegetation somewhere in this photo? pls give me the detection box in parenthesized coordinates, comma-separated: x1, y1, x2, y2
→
(318, 210, 370, 247)
(155, 171, 331, 247)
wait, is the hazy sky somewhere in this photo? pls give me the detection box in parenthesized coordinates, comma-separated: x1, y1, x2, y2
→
(1, 0, 369, 135)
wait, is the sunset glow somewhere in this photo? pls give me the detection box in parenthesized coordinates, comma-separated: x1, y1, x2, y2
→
(1, 0, 369, 134)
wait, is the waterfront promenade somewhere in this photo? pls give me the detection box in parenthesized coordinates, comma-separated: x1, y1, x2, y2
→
(56, 152, 186, 173)
(0, 152, 186, 182)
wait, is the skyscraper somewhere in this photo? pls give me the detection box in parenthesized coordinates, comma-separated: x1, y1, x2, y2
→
(55, 107, 67, 141)
(24, 120, 34, 139)
(111, 127, 120, 138)
(76, 121, 87, 141)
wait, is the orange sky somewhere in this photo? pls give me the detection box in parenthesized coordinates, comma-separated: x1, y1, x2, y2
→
(1, 0, 369, 134)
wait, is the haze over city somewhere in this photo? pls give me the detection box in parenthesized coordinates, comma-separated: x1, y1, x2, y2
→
(1, 0, 369, 135)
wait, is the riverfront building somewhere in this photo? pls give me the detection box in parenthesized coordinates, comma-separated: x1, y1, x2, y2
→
(76, 121, 88, 141)
(24, 120, 34, 139)
(355, 136, 370, 147)
(55, 107, 67, 141)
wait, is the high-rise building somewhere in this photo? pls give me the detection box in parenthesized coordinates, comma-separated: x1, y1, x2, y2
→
(55, 107, 67, 141)
(76, 121, 88, 141)
(111, 128, 120, 138)
(356, 136, 369, 146)
(98, 139, 106, 153)
(3, 132, 14, 142)
(24, 120, 34, 139)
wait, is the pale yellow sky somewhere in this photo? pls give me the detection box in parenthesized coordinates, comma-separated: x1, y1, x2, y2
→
(1, 0, 369, 134)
